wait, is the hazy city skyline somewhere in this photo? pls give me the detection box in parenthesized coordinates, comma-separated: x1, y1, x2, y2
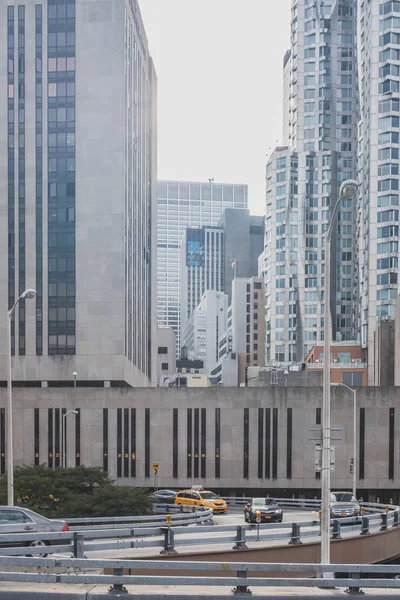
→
(139, 0, 291, 215)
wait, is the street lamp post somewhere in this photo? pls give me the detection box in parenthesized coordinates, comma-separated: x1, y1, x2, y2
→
(7, 289, 37, 506)
(321, 179, 358, 566)
(331, 382, 357, 498)
(62, 410, 78, 468)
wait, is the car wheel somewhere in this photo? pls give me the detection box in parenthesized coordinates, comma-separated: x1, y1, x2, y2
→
(27, 539, 49, 558)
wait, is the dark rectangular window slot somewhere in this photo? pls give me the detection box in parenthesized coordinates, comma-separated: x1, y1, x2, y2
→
(265, 407, 271, 478)
(187, 408, 192, 479)
(75, 409, 80, 467)
(130, 408, 136, 477)
(117, 408, 122, 477)
(215, 408, 220, 478)
(258, 407, 264, 478)
(315, 407, 321, 479)
(48, 408, 53, 468)
(272, 408, 278, 479)
(244, 408, 249, 479)
(54, 408, 60, 467)
(201, 408, 206, 478)
(61, 408, 66, 468)
(145, 408, 150, 478)
(123, 408, 129, 478)
(103, 408, 108, 472)
(173, 409, 178, 478)
(359, 407, 365, 480)
(287, 408, 292, 479)
(194, 408, 199, 478)
(34, 408, 39, 466)
(0, 409, 5, 474)
(389, 408, 395, 480)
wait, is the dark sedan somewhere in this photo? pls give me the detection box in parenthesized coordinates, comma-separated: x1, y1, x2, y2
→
(0, 506, 69, 556)
(151, 489, 177, 504)
(244, 497, 283, 523)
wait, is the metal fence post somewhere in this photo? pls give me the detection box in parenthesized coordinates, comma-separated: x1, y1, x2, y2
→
(331, 519, 342, 540)
(108, 567, 128, 595)
(160, 527, 178, 555)
(73, 532, 85, 558)
(381, 512, 388, 531)
(345, 572, 364, 596)
(360, 516, 370, 536)
(232, 568, 251, 596)
(232, 525, 248, 550)
(288, 522, 303, 545)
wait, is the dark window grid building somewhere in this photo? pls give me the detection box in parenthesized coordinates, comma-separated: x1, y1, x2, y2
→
(47, 0, 76, 355)
(18, 6, 26, 355)
(36, 4, 43, 355)
(8, 5, 15, 354)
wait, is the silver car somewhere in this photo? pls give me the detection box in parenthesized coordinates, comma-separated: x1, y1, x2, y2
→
(0, 506, 69, 556)
(330, 492, 361, 519)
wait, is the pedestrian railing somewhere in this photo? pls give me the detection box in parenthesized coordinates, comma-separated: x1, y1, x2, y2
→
(0, 556, 400, 597)
(0, 503, 397, 557)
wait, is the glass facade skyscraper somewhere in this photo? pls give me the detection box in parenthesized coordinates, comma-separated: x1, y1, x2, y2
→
(157, 180, 247, 353)
(1, 0, 157, 387)
(263, 0, 358, 364)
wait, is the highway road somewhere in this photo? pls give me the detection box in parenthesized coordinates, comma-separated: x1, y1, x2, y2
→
(57, 508, 324, 559)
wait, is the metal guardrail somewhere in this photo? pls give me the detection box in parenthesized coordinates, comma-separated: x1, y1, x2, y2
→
(0, 501, 397, 557)
(1, 556, 400, 597)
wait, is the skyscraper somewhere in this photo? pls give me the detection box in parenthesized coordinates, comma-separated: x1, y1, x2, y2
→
(157, 181, 247, 351)
(1, 0, 157, 386)
(357, 0, 400, 382)
(263, 0, 358, 364)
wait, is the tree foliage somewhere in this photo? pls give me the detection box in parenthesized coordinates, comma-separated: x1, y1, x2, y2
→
(0, 465, 152, 518)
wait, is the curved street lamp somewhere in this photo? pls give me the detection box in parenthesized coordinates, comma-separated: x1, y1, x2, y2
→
(7, 289, 37, 506)
(321, 180, 359, 567)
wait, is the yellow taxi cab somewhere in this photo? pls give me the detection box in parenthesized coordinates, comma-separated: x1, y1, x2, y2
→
(174, 487, 227, 513)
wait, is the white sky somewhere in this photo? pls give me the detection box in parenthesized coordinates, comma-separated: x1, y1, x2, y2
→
(139, 0, 292, 214)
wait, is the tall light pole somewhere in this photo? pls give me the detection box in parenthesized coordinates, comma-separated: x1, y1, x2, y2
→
(321, 179, 358, 566)
(73, 371, 77, 389)
(62, 410, 78, 468)
(331, 382, 357, 498)
(7, 288, 37, 506)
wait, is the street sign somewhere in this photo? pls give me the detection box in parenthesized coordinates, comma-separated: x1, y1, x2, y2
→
(309, 426, 343, 442)
(152, 463, 159, 476)
(315, 445, 335, 472)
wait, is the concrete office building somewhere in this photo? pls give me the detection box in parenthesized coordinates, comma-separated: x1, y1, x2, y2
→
(218, 209, 264, 304)
(213, 277, 266, 385)
(0, 0, 157, 387)
(263, 0, 358, 364)
(181, 290, 228, 374)
(357, 1, 400, 382)
(3, 384, 400, 499)
(156, 327, 176, 386)
(157, 181, 247, 352)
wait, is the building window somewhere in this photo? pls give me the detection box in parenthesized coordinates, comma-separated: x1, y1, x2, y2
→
(243, 408, 249, 479)
(124, 409, 129, 477)
(272, 408, 278, 479)
(258, 408, 264, 479)
(0, 409, 5, 474)
(215, 408, 220, 478)
(201, 408, 206, 478)
(359, 408, 365, 480)
(55, 408, 60, 468)
(145, 409, 150, 478)
(34, 409, 40, 466)
(158, 346, 168, 354)
(103, 408, 108, 472)
(265, 408, 271, 478)
(173, 409, 178, 478)
(117, 409, 122, 477)
(131, 408, 136, 477)
(389, 408, 395, 480)
(75, 408, 80, 467)
(161, 363, 168, 371)
(194, 408, 199, 478)
(287, 408, 292, 479)
(48, 409, 53, 468)
(187, 408, 192, 479)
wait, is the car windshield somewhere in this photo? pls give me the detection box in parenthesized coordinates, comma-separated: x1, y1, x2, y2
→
(252, 498, 275, 507)
(331, 493, 355, 502)
(200, 492, 219, 500)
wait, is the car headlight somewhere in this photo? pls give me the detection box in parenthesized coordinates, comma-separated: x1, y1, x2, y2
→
(275, 509, 281, 514)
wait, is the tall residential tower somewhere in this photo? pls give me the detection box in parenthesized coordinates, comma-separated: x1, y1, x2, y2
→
(263, 0, 358, 364)
(1, 0, 157, 386)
